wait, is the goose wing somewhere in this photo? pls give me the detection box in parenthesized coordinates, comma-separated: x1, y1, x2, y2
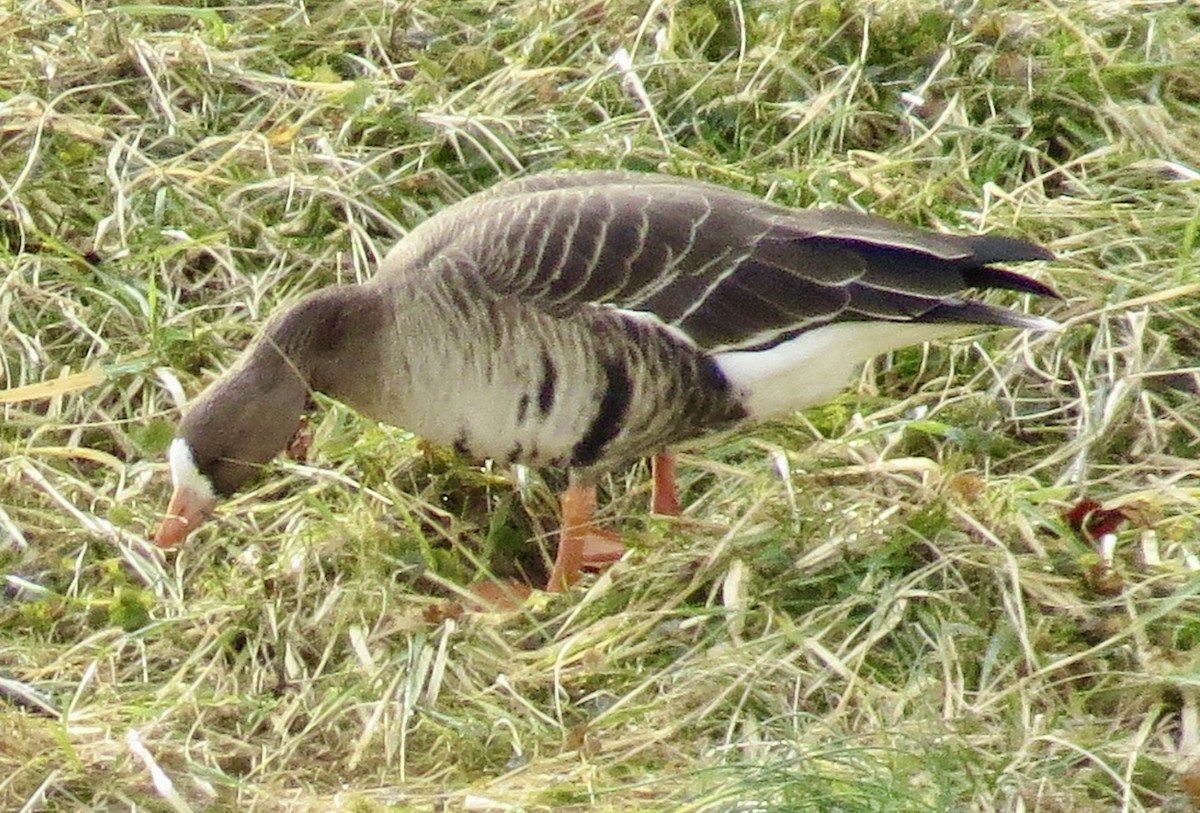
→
(384, 171, 1057, 352)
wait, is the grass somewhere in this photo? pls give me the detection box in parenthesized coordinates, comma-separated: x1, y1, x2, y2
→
(2, 0, 1200, 810)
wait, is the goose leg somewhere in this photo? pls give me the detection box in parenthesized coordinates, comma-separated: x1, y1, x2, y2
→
(651, 451, 681, 516)
(547, 479, 624, 592)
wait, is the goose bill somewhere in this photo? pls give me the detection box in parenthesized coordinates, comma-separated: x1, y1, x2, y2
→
(154, 437, 218, 548)
(154, 484, 216, 547)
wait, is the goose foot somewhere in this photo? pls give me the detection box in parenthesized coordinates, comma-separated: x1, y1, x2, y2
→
(467, 527, 624, 608)
(547, 454, 684, 592)
(547, 481, 628, 592)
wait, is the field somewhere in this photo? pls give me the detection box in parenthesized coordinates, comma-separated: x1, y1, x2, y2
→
(3, 1, 1200, 811)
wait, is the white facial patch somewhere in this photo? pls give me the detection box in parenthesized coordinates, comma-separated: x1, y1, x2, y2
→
(168, 437, 217, 504)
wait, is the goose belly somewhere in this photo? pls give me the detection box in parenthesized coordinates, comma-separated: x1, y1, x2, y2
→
(399, 343, 611, 467)
(363, 302, 745, 472)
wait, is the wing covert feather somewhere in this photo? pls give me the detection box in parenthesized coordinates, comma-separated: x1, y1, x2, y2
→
(381, 172, 1055, 351)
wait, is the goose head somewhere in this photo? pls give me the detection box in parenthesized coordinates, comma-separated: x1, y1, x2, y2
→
(153, 285, 377, 547)
(154, 349, 310, 547)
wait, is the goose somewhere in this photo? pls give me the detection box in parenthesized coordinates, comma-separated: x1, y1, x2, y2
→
(153, 170, 1058, 593)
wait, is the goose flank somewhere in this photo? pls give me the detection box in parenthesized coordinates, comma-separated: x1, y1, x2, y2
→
(154, 170, 1059, 592)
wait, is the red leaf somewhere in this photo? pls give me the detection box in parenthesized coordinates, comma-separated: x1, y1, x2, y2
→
(1064, 499, 1129, 541)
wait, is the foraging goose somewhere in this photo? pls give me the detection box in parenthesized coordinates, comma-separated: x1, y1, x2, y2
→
(154, 170, 1058, 592)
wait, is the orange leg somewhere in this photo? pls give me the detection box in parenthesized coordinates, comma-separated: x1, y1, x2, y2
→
(651, 451, 682, 516)
(547, 480, 624, 592)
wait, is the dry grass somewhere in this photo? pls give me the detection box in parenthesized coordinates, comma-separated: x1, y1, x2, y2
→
(2, 0, 1200, 811)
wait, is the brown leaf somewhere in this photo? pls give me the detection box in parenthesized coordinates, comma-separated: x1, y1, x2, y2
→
(1179, 762, 1200, 809)
(284, 416, 312, 462)
(1086, 561, 1124, 596)
(947, 473, 985, 504)
(564, 722, 601, 756)
(423, 601, 465, 625)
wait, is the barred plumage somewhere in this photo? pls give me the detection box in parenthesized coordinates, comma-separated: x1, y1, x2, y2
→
(154, 170, 1059, 592)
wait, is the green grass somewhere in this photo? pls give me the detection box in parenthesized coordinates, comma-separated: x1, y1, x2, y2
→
(3, 0, 1200, 810)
